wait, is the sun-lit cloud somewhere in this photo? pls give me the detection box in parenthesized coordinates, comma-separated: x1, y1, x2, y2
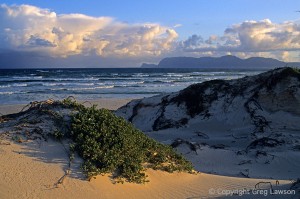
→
(0, 4, 178, 58)
(1, 4, 300, 66)
(180, 19, 300, 61)
(173, 24, 182, 28)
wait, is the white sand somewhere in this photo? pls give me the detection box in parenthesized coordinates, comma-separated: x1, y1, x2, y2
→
(115, 69, 300, 181)
(0, 98, 297, 199)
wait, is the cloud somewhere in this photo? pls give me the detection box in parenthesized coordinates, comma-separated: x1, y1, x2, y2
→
(181, 35, 204, 48)
(0, 4, 178, 58)
(180, 19, 300, 61)
(26, 35, 57, 47)
(1, 4, 300, 65)
(173, 24, 182, 28)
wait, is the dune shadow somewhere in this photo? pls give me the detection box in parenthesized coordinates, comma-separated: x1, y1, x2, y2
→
(14, 138, 86, 181)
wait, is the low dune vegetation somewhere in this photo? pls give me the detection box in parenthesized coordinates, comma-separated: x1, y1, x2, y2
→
(0, 98, 193, 184)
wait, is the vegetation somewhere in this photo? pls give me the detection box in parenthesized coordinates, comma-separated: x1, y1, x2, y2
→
(69, 104, 193, 183)
(1, 97, 193, 183)
(171, 79, 229, 117)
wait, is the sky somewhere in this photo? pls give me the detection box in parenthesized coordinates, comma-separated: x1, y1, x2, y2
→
(0, 0, 300, 67)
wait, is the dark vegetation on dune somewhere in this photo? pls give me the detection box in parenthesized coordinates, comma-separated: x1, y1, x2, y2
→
(171, 79, 228, 118)
(119, 67, 300, 168)
(127, 67, 300, 132)
(0, 98, 193, 183)
(173, 67, 300, 119)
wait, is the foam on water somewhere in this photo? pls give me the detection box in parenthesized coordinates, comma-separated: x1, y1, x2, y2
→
(0, 68, 265, 105)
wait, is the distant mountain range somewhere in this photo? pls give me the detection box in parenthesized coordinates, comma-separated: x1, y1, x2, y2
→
(141, 55, 300, 69)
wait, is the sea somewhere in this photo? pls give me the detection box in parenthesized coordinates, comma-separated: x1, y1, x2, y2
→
(0, 68, 266, 105)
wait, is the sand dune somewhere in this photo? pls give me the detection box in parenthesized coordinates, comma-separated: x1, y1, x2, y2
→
(0, 98, 297, 199)
(1, 69, 300, 198)
(116, 68, 300, 180)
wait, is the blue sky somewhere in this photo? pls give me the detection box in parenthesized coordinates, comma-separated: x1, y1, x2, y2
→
(0, 0, 300, 67)
(3, 0, 300, 38)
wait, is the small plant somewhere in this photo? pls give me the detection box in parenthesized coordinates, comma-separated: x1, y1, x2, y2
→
(69, 143, 76, 162)
(53, 130, 63, 140)
(12, 135, 23, 143)
(291, 67, 300, 73)
(62, 97, 84, 111)
(69, 143, 75, 152)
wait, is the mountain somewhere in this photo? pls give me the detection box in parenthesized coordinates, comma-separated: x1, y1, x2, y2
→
(140, 63, 158, 68)
(140, 55, 300, 68)
(115, 67, 300, 179)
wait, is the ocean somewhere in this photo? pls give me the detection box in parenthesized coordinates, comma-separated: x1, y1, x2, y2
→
(0, 68, 266, 105)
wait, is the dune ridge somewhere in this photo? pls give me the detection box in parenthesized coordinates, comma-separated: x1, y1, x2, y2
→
(1, 69, 300, 198)
(116, 67, 300, 180)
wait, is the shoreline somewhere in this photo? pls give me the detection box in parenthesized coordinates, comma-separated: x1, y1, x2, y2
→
(0, 98, 134, 115)
(0, 68, 265, 109)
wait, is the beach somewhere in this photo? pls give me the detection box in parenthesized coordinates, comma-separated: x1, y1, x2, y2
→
(1, 68, 300, 199)
(0, 98, 133, 115)
(0, 97, 297, 199)
(0, 139, 292, 199)
(1, 1, 300, 198)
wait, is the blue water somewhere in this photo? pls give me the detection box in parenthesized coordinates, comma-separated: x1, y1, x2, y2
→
(0, 68, 266, 105)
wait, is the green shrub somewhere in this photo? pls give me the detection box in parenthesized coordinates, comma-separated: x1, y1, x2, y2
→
(53, 130, 63, 140)
(70, 105, 193, 183)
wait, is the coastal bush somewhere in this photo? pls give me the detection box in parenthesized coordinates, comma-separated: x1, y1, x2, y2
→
(171, 79, 229, 117)
(262, 67, 300, 90)
(4, 97, 192, 183)
(70, 105, 193, 183)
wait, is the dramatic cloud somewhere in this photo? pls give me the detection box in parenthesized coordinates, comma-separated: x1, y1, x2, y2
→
(0, 4, 178, 58)
(1, 4, 300, 67)
(180, 19, 300, 61)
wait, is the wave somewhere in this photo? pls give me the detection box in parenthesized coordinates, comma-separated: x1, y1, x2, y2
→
(0, 91, 14, 95)
(0, 69, 262, 105)
(50, 85, 115, 91)
(132, 73, 150, 77)
(36, 70, 49, 72)
(114, 85, 144, 88)
(69, 85, 115, 91)
(163, 73, 184, 77)
(0, 85, 11, 88)
(42, 82, 95, 87)
(12, 83, 27, 87)
(52, 78, 98, 81)
(117, 81, 144, 85)
(12, 76, 43, 79)
(0, 91, 27, 95)
(98, 77, 143, 81)
(0, 83, 27, 88)
(144, 80, 175, 84)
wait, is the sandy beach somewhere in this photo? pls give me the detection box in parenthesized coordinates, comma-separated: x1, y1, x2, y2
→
(1, 0, 300, 198)
(0, 97, 297, 199)
(0, 139, 292, 199)
(0, 98, 133, 115)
